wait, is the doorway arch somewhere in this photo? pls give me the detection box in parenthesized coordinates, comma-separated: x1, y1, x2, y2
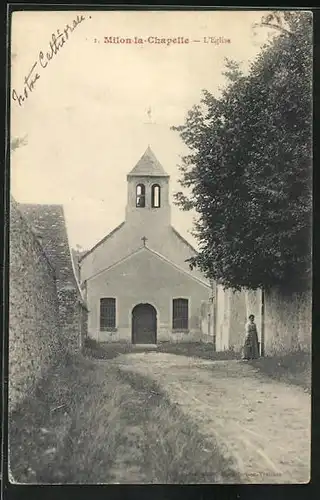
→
(132, 303, 157, 344)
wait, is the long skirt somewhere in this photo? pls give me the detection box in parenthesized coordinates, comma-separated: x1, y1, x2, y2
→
(243, 332, 259, 360)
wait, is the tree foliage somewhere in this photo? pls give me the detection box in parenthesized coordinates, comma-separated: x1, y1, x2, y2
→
(172, 11, 312, 291)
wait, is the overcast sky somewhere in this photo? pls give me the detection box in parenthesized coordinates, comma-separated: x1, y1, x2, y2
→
(11, 10, 271, 251)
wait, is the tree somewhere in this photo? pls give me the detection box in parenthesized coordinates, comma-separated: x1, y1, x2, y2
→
(172, 11, 312, 291)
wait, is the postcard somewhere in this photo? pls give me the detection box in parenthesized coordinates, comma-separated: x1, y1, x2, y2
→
(8, 9, 312, 485)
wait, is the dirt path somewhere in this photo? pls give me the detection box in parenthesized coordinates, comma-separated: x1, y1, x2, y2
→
(110, 352, 311, 484)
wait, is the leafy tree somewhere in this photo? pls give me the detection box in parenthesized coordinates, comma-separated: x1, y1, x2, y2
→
(172, 11, 312, 291)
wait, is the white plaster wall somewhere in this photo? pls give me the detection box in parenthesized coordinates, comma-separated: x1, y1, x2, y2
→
(244, 289, 262, 344)
(228, 290, 247, 352)
(85, 248, 211, 343)
(215, 285, 231, 351)
(81, 223, 208, 285)
(264, 287, 312, 354)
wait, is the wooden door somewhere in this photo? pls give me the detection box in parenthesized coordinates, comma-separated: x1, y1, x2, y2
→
(132, 303, 157, 344)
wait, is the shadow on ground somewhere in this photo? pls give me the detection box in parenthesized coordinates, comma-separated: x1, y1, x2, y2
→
(83, 337, 240, 361)
(9, 352, 240, 484)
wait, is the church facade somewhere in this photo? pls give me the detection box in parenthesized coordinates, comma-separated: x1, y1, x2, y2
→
(79, 146, 213, 344)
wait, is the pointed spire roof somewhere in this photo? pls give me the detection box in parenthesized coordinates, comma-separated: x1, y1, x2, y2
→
(128, 146, 169, 178)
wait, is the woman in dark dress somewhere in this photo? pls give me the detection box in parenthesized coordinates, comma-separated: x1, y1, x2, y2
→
(243, 314, 260, 360)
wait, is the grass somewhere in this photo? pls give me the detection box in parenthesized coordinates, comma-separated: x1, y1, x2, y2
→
(115, 368, 240, 484)
(82, 337, 150, 359)
(83, 337, 311, 392)
(83, 337, 240, 361)
(9, 353, 104, 483)
(9, 351, 240, 484)
(250, 350, 311, 393)
(157, 341, 240, 360)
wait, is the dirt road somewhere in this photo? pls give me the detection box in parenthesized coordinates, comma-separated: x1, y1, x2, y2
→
(111, 352, 311, 484)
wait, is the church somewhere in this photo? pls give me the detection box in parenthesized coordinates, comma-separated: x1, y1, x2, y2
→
(79, 146, 214, 344)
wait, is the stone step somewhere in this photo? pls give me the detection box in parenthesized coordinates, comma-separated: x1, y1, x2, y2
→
(132, 344, 158, 349)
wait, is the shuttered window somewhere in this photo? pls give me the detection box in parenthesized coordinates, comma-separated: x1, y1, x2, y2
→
(100, 298, 116, 330)
(172, 298, 189, 330)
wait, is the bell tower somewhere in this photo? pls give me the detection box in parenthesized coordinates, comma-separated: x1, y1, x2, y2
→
(125, 146, 171, 229)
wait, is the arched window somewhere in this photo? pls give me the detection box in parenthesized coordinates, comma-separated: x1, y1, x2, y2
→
(172, 298, 189, 330)
(136, 184, 145, 207)
(151, 184, 161, 208)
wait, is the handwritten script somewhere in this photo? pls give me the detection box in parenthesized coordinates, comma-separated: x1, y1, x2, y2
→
(12, 14, 86, 107)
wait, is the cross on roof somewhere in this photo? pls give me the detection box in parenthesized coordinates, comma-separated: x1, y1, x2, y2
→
(141, 236, 148, 247)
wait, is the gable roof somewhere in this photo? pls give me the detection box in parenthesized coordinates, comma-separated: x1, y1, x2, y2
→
(147, 246, 210, 287)
(79, 221, 125, 262)
(80, 223, 198, 265)
(170, 225, 198, 254)
(18, 203, 85, 301)
(85, 244, 210, 288)
(127, 146, 169, 178)
(71, 248, 82, 281)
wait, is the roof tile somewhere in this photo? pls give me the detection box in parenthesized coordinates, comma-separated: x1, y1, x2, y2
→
(18, 203, 79, 292)
(128, 146, 169, 178)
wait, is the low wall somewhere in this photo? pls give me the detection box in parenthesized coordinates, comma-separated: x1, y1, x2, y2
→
(9, 200, 64, 412)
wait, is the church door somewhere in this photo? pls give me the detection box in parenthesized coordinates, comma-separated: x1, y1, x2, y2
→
(132, 303, 157, 344)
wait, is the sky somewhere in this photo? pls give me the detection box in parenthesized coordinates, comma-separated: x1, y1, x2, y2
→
(10, 10, 271, 251)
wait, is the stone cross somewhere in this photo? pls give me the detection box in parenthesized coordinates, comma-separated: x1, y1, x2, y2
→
(141, 236, 148, 247)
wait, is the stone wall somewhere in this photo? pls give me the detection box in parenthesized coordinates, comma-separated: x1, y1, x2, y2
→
(264, 286, 312, 354)
(17, 201, 88, 352)
(58, 288, 87, 351)
(80, 303, 88, 347)
(197, 282, 311, 355)
(9, 200, 64, 412)
(244, 287, 311, 355)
